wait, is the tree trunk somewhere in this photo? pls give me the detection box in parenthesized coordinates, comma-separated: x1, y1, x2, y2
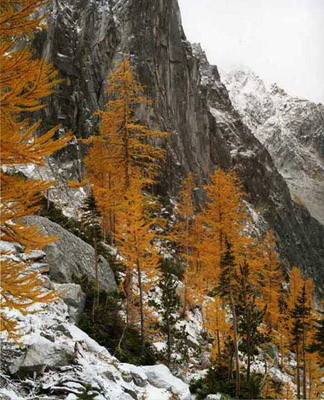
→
(137, 259, 145, 348)
(296, 345, 301, 399)
(167, 315, 171, 367)
(93, 228, 99, 314)
(302, 323, 307, 400)
(216, 329, 221, 357)
(230, 289, 240, 398)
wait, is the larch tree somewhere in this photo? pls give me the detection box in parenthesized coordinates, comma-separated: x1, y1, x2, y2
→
(256, 231, 283, 333)
(199, 168, 252, 288)
(310, 303, 324, 367)
(114, 175, 160, 348)
(171, 173, 200, 313)
(83, 58, 167, 240)
(0, 0, 70, 338)
(203, 295, 229, 361)
(305, 351, 324, 400)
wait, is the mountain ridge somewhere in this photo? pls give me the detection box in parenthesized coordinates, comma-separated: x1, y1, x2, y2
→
(222, 67, 324, 226)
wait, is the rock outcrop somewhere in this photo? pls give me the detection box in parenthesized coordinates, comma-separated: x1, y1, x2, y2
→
(23, 216, 118, 292)
(34, 0, 324, 293)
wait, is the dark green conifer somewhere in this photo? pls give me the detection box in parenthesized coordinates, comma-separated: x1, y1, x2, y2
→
(290, 283, 312, 400)
(217, 240, 241, 399)
(236, 260, 267, 383)
(82, 191, 102, 303)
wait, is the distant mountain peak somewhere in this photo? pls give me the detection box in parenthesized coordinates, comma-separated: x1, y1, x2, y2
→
(223, 67, 324, 225)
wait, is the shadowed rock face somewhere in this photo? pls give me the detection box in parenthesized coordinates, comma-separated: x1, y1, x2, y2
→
(35, 0, 324, 294)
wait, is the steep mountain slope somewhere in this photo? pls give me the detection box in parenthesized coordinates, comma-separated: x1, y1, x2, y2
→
(34, 0, 324, 293)
(223, 69, 324, 225)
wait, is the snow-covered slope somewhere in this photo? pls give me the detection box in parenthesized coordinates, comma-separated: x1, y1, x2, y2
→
(0, 298, 191, 400)
(222, 69, 324, 225)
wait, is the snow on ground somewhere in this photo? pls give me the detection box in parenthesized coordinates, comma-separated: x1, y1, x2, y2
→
(0, 292, 191, 400)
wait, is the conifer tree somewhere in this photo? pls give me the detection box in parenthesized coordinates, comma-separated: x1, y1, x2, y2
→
(236, 260, 267, 383)
(100, 58, 167, 186)
(82, 59, 167, 240)
(151, 258, 183, 367)
(257, 231, 282, 332)
(114, 175, 160, 348)
(81, 191, 102, 300)
(310, 305, 324, 367)
(217, 240, 241, 398)
(290, 283, 312, 400)
(204, 295, 229, 360)
(171, 174, 201, 313)
(305, 352, 324, 400)
(200, 169, 251, 284)
(277, 283, 290, 369)
(0, 0, 70, 338)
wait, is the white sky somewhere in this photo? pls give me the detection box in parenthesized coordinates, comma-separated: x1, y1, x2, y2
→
(178, 0, 324, 103)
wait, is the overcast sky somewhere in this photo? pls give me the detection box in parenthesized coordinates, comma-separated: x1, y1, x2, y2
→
(178, 0, 324, 103)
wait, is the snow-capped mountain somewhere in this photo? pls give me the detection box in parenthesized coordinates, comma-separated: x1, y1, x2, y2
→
(222, 69, 324, 225)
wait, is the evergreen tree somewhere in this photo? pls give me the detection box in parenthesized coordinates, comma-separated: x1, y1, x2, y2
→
(151, 259, 193, 371)
(290, 283, 312, 399)
(217, 240, 241, 398)
(81, 191, 102, 301)
(154, 259, 181, 367)
(236, 261, 267, 383)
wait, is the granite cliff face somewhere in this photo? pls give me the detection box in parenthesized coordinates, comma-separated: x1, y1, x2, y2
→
(223, 69, 324, 225)
(35, 0, 324, 293)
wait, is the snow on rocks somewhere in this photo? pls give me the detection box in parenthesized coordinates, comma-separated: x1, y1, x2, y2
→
(142, 364, 191, 400)
(206, 395, 222, 400)
(1, 294, 192, 399)
(222, 68, 324, 225)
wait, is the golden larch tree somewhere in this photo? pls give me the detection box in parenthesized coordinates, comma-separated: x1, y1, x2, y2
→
(171, 174, 201, 313)
(257, 230, 283, 332)
(0, 0, 70, 338)
(114, 174, 160, 347)
(198, 168, 252, 285)
(203, 295, 230, 360)
(83, 58, 167, 239)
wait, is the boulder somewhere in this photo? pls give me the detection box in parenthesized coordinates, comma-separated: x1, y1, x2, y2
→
(55, 283, 86, 323)
(142, 364, 191, 400)
(10, 335, 73, 377)
(23, 216, 117, 292)
(206, 395, 222, 400)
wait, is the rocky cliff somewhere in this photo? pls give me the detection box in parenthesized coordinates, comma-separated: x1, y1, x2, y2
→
(223, 69, 324, 226)
(35, 0, 324, 293)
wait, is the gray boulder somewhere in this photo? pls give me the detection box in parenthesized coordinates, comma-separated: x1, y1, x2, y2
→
(23, 216, 117, 292)
(142, 364, 191, 400)
(55, 283, 86, 323)
(10, 336, 73, 377)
